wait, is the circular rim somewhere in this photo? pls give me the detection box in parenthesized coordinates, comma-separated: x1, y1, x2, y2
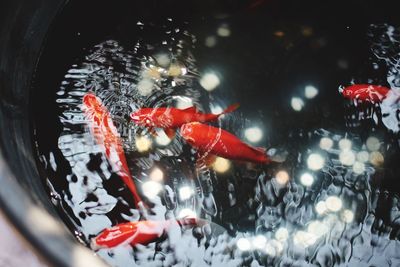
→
(0, 0, 109, 266)
(0, 152, 109, 267)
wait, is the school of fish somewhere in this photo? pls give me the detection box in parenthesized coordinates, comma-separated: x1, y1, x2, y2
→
(88, 82, 398, 249)
(82, 91, 278, 249)
(84, 82, 397, 249)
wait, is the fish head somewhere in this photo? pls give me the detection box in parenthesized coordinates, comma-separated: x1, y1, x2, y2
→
(83, 93, 100, 108)
(130, 109, 154, 127)
(341, 86, 356, 99)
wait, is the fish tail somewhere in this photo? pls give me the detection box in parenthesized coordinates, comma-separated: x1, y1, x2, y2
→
(250, 146, 289, 164)
(266, 147, 288, 163)
(248, 146, 270, 164)
(257, 148, 271, 164)
(119, 168, 143, 207)
(221, 103, 240, 115)
(111, 149, 143, 206)
(254, 146, 267, 154)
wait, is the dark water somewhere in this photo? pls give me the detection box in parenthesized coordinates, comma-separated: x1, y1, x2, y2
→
(32, 0, 400, 266)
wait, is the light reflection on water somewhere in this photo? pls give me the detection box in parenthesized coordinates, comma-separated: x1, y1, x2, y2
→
(32, 6, 400, 267)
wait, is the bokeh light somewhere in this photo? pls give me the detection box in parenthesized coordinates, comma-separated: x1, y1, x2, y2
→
(352, 161, 365, 174)
(212, 157, 231, 173)
(307, 221, 329, 238)
(179, 186, 194, 201)
(301, 26, 314, 36)
(339, 150, 356, 166)
(264, 242, 277, 256)
(315, 201, 327, 215)
(366, 136, 381, 151)
(135, 136, 152, 152)
(338, 138, 352, 150)
(369, 151, 384, 167)
(167, 63, 187, 77)
(244, 127, 263, 143)
(237, 238, 251, 251)
(153, 53, 171, 68)
(325, 196, 342, 212)
(275, 170, 290, 185)
(300, 173, 314, 186)
(307, 153, 325, 170)
(341, 209, 355, 223)
(293, 231, 317, 248)
(205, 36, 217, 47)
(356, 151, 370, 162)
(217, 24, 231, 37)
(144, 66, 162, 80)
(291, 97, 304, 111)
(200, 72, 220, 91)
(304, 85, 318, 99)
(137, 78, 154, 96)
(275, 227, 289, 241)
(142, 181, 163, 199)
(269, 239, 284, 254)
(252, 235, 267, 250)
(319, 137, 333, 150)
(149, 167, 164, 182)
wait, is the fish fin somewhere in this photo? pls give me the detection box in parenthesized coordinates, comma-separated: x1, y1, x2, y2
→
(250, 146, 272, 164)
(266, 147, 288, 163)
(221, 103, 240, 115)
(254, 146, 267, 154)
(164, 128, 176, 139)
(182, 106, 197, 112)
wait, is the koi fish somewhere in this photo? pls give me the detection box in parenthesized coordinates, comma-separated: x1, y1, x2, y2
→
(130, 104, 239, 138)
(180, 122, 272, 164)
(91, 218, 198, 249)
(82, 93, 143, 206)
(340, 84, 390, 103)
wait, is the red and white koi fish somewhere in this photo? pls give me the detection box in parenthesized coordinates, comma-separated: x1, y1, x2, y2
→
(91, 218, 198, 249)
(130, 104, 239, 137)
(340, 84, 390, 103)
(82, 93, 143, 206)
(180, 122, 273, 164)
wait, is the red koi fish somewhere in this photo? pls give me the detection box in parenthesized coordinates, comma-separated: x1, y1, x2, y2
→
(341, 84, 390, 103)
(91, 218, 198, 249)
(130, 104, 239, 137)
(180, 122, 271, 164)
(82, 93, 143, 206)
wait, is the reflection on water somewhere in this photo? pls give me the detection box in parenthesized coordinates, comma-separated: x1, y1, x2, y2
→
(32, 2, 400, 266)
